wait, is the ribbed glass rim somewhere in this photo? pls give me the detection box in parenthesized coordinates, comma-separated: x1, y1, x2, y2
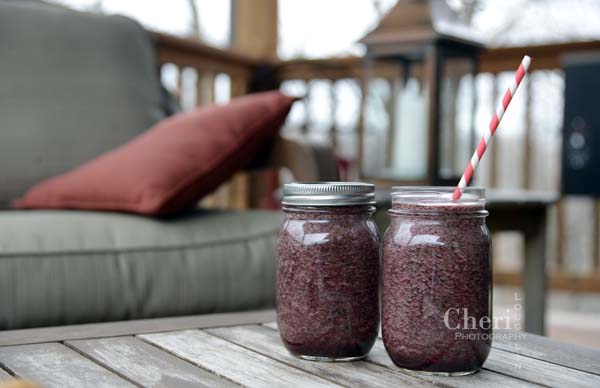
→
(282, 182, 375, 206)
(391, 186, 485, 207)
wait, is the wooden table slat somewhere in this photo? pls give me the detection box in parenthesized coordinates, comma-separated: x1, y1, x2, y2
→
(261, 321, 279, 330)
(0, 343, 135, 388)
(207, 324, 437, 388)
(366, 339, 546, 388)
(262, 323, 539, 388)
(482, 347, 600, 388)
(0, 311, 596, 387)
(0, 310, 276, 347)
(493, 330, 600, 376)
(369, 320, 600, 382)
(139, 329, 344, 388)
(67, 336, 237, 388)
(0, 367, 11, 381)
(267, 321, 543, 387)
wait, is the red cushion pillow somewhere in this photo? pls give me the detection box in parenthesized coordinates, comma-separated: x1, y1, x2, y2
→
(15, 91, 297, 216)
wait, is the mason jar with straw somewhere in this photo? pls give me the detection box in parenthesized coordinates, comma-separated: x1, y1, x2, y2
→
(381, 56, 531, 375)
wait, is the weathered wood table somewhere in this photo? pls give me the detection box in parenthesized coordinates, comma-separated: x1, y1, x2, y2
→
(0, 310, 598, 387)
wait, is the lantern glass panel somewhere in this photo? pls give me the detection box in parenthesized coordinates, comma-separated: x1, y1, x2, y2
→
(438, 55, 477, 182)
(362, 60, 429, 181)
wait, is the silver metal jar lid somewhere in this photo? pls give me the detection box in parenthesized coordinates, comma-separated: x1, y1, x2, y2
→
(282, 182, 375, 206)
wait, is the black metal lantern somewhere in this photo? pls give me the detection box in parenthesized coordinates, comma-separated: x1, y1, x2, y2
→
(359, 0, 483, 185)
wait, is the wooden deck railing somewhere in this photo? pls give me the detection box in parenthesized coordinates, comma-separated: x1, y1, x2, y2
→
(153, 30, 600, 292)
(273, 41, 600, 293)
(153, 32, 259, 209)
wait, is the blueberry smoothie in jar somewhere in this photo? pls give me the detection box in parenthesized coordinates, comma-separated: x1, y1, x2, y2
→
(277, 182, 380, 361)
(382, 187, 491, 375)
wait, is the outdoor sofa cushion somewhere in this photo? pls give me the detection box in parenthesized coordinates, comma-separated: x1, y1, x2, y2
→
(15, 91, 297, 216)
(0, 0, 169, 207)
(0, 209, 281, 330)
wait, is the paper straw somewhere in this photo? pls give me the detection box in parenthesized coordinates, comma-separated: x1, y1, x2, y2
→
(452, 55, 531, 201)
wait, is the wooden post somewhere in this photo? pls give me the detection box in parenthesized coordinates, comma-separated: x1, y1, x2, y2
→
(197, 71, 219, 209)
(330, 80, 338, 149)
(523, 75, 533, 189)
(556, 200, 565, 270)
(229, 73, 248, 98)
(231, 0, 278, 208)
(595, 200, 600, 273)
(302, 82, 312, 134)
(196, 71, 215, 106)
(357, 61, 369, 178)
(489, 74, 499, 188)
(175, 66, 184, 103)
(469, 60, 478, 175)
(230, 74, 250, 209)
(445, 78, 458, 174)
(523, 208, 547, 335)
(425, 44, 442, 184)
(231, 0, 278, 59)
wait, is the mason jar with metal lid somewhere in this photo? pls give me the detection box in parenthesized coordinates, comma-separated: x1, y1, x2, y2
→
(382, 187, 491, 375)
(277, 182, 380, 361)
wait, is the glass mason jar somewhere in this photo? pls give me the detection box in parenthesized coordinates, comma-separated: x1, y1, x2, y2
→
(277, 182, 380, 361)
(382, 187, 491, 375)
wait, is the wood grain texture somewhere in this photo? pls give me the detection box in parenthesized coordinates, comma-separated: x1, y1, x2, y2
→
(0, 343, 134, 388)
(262, 321, 278, 330)
(140, 329, 341, 388)
(523, 208, 548, 335)
(484, 347, 600, 388)
(232, 0, 278, 59)
(374, 321, 599, 384)
(0, 313, 597, 388)
(67, 336, 236, 388)
(0, 367, 11, 381)
(366, 340, 538, 388)
(263, 322, 538, 388)
(207, 324, 435, 388)
(493, 330, 600, 375)
(0, 310, 276, 347)
(486, 189, 558, 207)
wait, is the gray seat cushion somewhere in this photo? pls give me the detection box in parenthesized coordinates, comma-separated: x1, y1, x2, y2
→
(0, 0, 168, 207)
(0, 209, 281, 329)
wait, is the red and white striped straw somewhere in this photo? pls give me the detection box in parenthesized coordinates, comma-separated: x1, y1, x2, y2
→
(452, 55, 531, 201)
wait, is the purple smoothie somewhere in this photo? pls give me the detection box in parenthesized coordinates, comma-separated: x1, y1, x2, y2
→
(382, 188, 491, 374)
(277, 204, 380, 360)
